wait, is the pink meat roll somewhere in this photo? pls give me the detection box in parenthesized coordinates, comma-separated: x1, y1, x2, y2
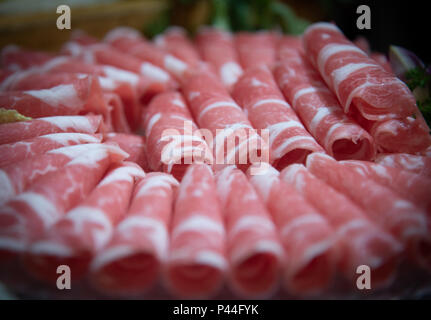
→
(90, 173, 178, 296)
(375, 153, 431, 178)
(104, 133, 149, 171)
(306, 153, 430, 267)
(273, 47, 376, 161)
(24, 162, 145, 283)
(303, 22, 431, 153)
(0, 115, 103, 145)
(154, 27, 200, 68)
(195, 28, 243, 89)
(1, 45, 54, 70)
(166, 164, 226, 298)
(247, 163, 338, 295)
(235, 31, 279, 69)
(0, 144, 128, 260)
(215, 166, 283, 298)
(276, 35, 304, 61)
(143, 91, 213, 180)
(105, 27, 189, 79)
(280, 164, 402, 288)
(182, 70, 267, 172)
(0, 73, 129, 133)
(62, 41, 177, 92)
(0, 132, 101, 167)
(0, 143, 111, 205)
(232, 65, 324, 169)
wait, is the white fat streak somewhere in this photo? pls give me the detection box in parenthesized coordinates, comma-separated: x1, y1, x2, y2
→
(29, 241, 73, 257)
(65, 206, 113, 251)
(274, 136, 317, 158)
(48, 143, 108, 158)
(66, 147, 110, 167)
(0, 237, 27, 252)
(251, 77, 269, 87)
(249, 168, 279, 203)
(25, 84, 82, 108)
(194, 250, 227, 270)
(215, 165, 237, 204)
(39, 56, 70, 72)
(198, 101, 242, 123)
(229, 215, 275, 239)
(211, 123, 253, 155)
(102, 66, 139, 85)
(302, 238, 334, 265)
(140, 62, 170, 82)
(309, 106, 340, 134)
(231, 239, 283, 266)
(224, 132, 261, 164)
(98, 76, 117, 90)
(267, 121, 305, 148)
(145, 113, 161, 138)
(98, 165, 145, 186)
(42, 132, 100, 145)
(164, 55, 187, 75)
(91, 245, 137, 271)
(135, 175, 178, 198)
(292, 87, 330, 106)
(220, 62, 243, 87)
(172, 98, 185, 108)
(104, 26, 141, 42)
(188, 91, 200, 100)
(172, 215, 225, 239)
(280, 214, 326, 238)
(304, 22, 341, 36)
(252, 98, 289, 109)
(14, 192, 60, 229)
(0, 170, 14, 205)
(116, 216, 168, 260)
(332, 63, 375, 101)
(344, 80, 375, 114)
(336, 219, 369, 237)
(40, 116, 94, 132)
(317, 44, 366, 76)
(324, 122, 343, 147)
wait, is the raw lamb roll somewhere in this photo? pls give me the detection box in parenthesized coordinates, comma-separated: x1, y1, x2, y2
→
(154, 27, 200, 68)
(274, 48, 376, 161)
(232, 65, 324, 169)
(0, 132, 101, 167)
(280, 163, 402, 288)
(375, 153, 431, 178)
(0, 115, 103, 145)
(247, 163, 338, 295)
(1, 45, 54, 70)
(182, 70, 268, 172)
(215, 166, 283, 298)
(105, 27, 189, 79)
(104, 133, 149, 171)
(306, 153, 430, 266)
(0, 144, 128, 260)
(90, 172, 178, 296)
(235, 31, 279, 69)
(62, 41, 177, 91)
(166, 164, 226, 298)
(0, 73, 130, 133)
(196, 28, 243, 89)
(0, 143, 109, 205)
(303, 22, 431, 153)
(23, 162, 145, 283)
(143, 91, 213, 180)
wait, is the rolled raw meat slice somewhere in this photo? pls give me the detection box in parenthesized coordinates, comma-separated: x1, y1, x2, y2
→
(0, 115, 103, 145)
(24, 162, 145, 282)
(247, 163, 337, 295)
(232, 65, 324, 169)
(0, 132, 101, 167)
(154, 27, 200, 68)
(303, 22, 430, 153)
(104, 133, 148, 171)
(1, 45, 54, 70)
(143, 91, 213, 180)
(235, 31, 279, 69)
(215, 166, 283, 297)
(376, 153, 431, 178)
(196, 28, 243, 89)
(0, 143, 109, 205)
(280, 163, 402, 288)
(69, 30, 99, 46)
(90, 172, 178, 296)
(166, 164, 226, 298)
(273, 48, 376, 161)
(182, 70, 267, 172)
(105, 27, 189, 79)
(276, 35, 304, 61)
(306, 153, 429, 264)
(0, 144, 128, 259)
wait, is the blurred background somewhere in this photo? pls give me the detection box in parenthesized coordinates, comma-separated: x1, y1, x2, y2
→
(0, 0, 429, 62)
